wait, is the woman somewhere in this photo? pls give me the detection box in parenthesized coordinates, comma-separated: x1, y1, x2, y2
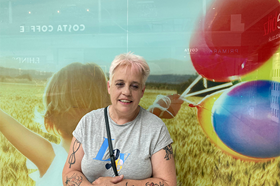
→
(62, 53, 177, 186)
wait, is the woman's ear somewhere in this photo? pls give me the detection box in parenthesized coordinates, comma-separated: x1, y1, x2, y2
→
(107, 81, 111, 94)
(141, 86, 146, 98)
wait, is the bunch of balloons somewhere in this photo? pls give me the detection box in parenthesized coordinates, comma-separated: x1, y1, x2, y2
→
(190, 0, 280, 82)
(190, 0, 280, 160)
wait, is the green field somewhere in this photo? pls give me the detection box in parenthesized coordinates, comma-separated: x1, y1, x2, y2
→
(1, 82, 280, 186)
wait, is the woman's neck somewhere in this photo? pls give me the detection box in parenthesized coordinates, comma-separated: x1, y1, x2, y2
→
(109, 105, 140, 125)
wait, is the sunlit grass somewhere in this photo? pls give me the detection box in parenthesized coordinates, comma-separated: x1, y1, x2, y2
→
(1, 82, 280, 185)
(0, 83, 59, 186)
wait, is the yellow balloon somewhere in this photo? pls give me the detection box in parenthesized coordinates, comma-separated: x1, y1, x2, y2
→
(241, 50, 280, 82)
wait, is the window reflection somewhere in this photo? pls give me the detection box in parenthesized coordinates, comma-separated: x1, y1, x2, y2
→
(271, 53, 280, 123)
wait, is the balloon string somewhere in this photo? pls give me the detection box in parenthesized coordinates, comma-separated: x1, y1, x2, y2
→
(179, 75, 232, 107)
(203, 78, 207, 88)
(147, 95, 175, 118)
(180, 75, 202, 98)
(188, 103, 212, 114)
(184, 82, 232, 98)
(181, 98, 197, 106)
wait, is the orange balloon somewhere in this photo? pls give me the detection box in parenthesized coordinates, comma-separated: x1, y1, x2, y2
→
(196, 90, 272, 162)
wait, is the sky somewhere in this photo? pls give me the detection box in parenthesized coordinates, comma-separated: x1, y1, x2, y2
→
(0, 0, 211, 75)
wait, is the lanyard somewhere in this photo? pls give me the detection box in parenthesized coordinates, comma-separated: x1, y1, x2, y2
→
(104, 106, 119, 176)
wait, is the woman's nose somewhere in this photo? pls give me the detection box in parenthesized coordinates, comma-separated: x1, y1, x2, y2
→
(122, 85, 131, 96)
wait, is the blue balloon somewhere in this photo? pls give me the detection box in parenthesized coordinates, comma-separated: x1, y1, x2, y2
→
(212, 80, 280, 158)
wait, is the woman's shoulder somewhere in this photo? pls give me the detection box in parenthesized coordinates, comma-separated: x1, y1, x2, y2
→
(139, 107, 172, 147)
(140, 106, 166, 126)
(77, 107, 106, 129)
(74, 107, 106, 136)
(83, 107, 105, 119)
(140, 106, 162, 119)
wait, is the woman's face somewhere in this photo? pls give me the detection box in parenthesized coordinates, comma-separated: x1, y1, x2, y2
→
(107, 65, 145, 117)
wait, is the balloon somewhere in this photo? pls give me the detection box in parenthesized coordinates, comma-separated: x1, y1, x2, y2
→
(190, 0, 280, 82)
(240, 55, 273, 82)
(205, 0, 280, 60)
(190, 29, 247, 82)
(213, 81, 280, 158)
(196, 90, 272, 162)
(241, 50, 280, 83)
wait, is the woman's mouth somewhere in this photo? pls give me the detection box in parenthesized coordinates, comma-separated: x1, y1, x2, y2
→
(119, 99, 132, 103)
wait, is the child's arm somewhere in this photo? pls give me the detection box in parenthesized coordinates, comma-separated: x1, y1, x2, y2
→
(148, 94, 184, 119)
(0, 109, 55, 177)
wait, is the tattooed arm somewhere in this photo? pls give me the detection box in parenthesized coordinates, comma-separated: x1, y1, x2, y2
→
(121, 144, 176, 186)
(63, 137, 93, 186)
(141, 144, 176, 186)
(93, 144, 176, 186)
(62, 137, 123, 186)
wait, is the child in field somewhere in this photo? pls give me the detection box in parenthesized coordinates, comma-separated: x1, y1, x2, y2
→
(0, 62, 111, 186)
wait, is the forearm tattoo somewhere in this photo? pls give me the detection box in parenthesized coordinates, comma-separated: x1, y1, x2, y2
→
(65, 173, 83, 186)
(126, 182, 135, 186)
(68, 139, 81, 168)
(145, 182, 164, 186)
(163, 144, 173, 160)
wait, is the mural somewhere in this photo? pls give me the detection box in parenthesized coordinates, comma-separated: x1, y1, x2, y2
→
(1, 0, 280, 185)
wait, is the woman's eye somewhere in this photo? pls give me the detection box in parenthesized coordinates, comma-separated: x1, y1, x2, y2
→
(131, 85, 139, 90)
(116, 83, 124, 87)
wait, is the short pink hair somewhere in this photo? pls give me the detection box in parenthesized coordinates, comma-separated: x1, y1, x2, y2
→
(109, 52, 150, 85)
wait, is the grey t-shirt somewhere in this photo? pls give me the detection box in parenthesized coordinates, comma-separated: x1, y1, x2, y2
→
(73, 106, 173, 183)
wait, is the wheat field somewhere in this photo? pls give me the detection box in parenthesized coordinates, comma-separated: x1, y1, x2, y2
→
(1, 82, 280, 186)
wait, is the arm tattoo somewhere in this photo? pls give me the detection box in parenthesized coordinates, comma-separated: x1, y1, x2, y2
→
(163, 144, 173, 160)
(65, 173, 83, 186)
(126, 182, 135, 186)
(68, 139, 81, 168)
(146, 182, 164, 186)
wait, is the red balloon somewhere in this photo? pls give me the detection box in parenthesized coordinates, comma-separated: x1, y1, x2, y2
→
(190, 0, 280, 82)
(190, 29, 247, 82)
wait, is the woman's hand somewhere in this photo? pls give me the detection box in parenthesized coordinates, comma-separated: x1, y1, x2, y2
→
(97, 144, 177, 186)
(63, 137, 123, 186)
(148, 94, 184, 119)
(92, 175, 124, 185)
